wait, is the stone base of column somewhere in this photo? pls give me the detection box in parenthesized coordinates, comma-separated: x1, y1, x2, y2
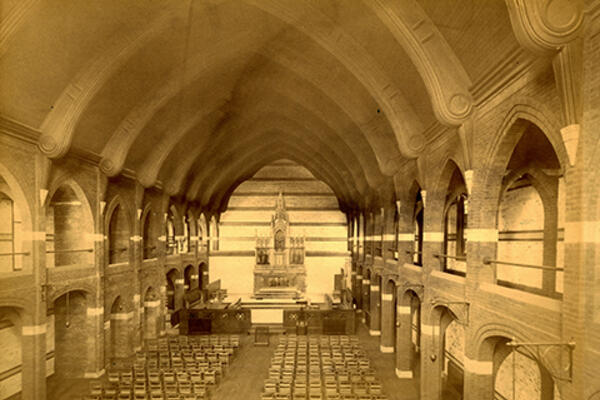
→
(395, 368, 413, 379)
(369, 330, 381, 336)
(380, 345, 394, 353)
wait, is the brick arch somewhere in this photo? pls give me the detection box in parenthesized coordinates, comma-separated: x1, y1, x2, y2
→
(474, 325, 560, 400)
(0, 297, 31, 313)
(104, 194, 134, 235)
(0, 161, 33, 233)
(499, 166, 557, 226)
(140, 202, 153, 235)
(167, 203, 184, 236)
(109, 295, 125, 314)
(484, 101, 568, 174)
(399, 287, 423, 305)
(0, 160, 34, 272)
(432, 158, 468, 234)
(49, 285, 94, 305)
(142, 285, 159, 301)
(45, 177, 96, 265)
(47, 172, 95, 220)
(473, 322, 532, 361)
(166, 266, 182, 280)
(185, 209, 197, 237)
(0, 303, 30, 327)
(183, 264, 195, 290)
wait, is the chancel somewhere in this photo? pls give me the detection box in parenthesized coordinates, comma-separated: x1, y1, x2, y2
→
(254, 193, 307, 299)
(0, 1, 599, 400)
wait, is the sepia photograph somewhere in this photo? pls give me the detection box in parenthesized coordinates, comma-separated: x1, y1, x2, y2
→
(0, 0, 599, 399)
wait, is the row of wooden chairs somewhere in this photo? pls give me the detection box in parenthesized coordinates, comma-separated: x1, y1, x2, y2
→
(82, 335, 241, 400)
(262, 336, 388, 400)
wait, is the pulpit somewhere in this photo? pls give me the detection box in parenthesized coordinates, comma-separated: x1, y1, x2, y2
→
(253, 193, 306, 299)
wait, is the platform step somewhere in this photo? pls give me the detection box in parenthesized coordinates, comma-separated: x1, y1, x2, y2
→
(250, 323, 286, 335)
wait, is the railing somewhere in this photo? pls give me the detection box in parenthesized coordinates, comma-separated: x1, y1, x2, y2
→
(433, 253, 466, 262)
(482, 257, 563, 298)
(434, 253, 467, 276)
(47, 248, 94, 254)
(0, 251, 30, 256)
(482, 258, 563, 271)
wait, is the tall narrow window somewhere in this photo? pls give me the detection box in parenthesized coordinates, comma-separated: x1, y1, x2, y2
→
(413, 191, 424, 266)
(0, 193, 16, 271)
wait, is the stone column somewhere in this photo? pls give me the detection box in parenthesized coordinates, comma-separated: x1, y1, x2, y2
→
(20, 320, 47, 400)
(379, 278, 395, 353)
(143, 299, 161, 340)
(369, 274, 381, 336)
(395, 295, 415, 379)
(84, 305, 105, 378)
(462, 336, 495, 400)
(361, 275, 370, 324)
(173, 277, 185, 312)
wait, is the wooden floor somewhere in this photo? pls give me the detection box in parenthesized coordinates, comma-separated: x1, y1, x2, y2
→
(212, 321, 420, 400)
(355, 321, 420, 400)
(46, 316, 422, 400)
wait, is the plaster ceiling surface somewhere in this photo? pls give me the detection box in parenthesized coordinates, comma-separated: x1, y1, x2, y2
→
(0, 0, 523, 211)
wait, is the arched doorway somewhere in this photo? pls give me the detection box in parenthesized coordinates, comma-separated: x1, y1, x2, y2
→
(422, 306, 463, 399)
(477, 335, 562, 400)
(53, 291, 88, 378)
(443, 320, 465, 399)
(396, 289, 421, 382)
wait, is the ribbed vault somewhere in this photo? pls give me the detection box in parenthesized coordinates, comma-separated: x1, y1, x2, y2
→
(0, 0, 523, 210)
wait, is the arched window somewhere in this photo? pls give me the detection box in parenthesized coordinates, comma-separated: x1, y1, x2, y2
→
(46, 184, 94, 267)
(142, 208, 157, 260)
(376, 208, 384, 257)
(413, 191, 424, 266)
(442, 165, 468, 275)
(210, 216, 218, 251)
(182, 216, 190, 253)
(393, 204, 399, 260)
(0, 191, 23, 272)
(108, 203, 130, 264)
(496, 124, 563, 297)
(359, 213, 365, 258)
(165, 211, 176, 255)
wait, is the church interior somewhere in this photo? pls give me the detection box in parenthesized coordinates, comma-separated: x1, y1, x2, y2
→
(0, 1, 599, 399)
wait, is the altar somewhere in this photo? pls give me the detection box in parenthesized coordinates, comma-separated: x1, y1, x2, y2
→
(253, 193, 306, 299)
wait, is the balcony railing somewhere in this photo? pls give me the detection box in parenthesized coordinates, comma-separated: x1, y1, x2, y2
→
(483, 257, 563, 298)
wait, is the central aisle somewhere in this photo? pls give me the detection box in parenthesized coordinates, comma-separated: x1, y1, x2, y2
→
(211, 334, 276, 400)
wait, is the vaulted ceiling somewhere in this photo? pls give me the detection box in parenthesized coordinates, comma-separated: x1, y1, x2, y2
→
(0, 0, 526, 212)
